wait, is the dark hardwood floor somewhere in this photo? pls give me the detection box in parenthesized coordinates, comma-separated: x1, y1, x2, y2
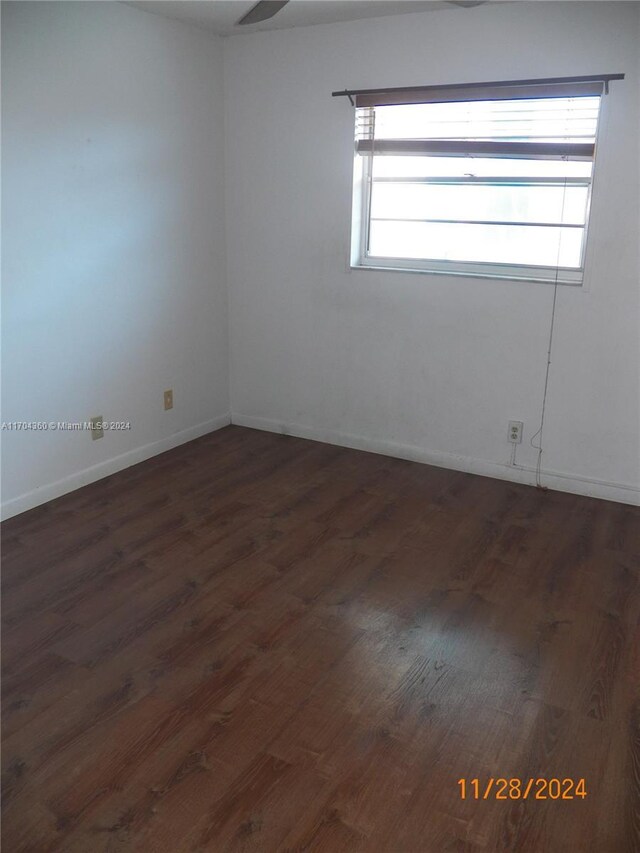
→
(2, 425, 639, 852)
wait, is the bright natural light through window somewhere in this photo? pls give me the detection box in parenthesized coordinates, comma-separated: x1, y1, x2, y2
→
(351, 90, 602, 284)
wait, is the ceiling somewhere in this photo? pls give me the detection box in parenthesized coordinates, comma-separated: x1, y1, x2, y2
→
(124, 1, 469, 36)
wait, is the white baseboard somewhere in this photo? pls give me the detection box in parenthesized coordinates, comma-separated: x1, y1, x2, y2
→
(1, 413, 231, 521)
(231, 413, 640, 507)
(5, 411, 636, 519)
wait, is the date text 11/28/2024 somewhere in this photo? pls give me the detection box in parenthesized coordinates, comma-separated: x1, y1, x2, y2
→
(458, 778, 587, 800)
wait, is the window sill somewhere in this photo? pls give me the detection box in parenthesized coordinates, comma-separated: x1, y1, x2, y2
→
(350, 262, 583, 286)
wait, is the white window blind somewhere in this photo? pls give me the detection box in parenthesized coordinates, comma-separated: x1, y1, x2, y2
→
(347, 78, 613, 283)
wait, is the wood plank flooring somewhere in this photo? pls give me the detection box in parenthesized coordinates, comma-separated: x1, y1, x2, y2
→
(2, 425, 639, 852)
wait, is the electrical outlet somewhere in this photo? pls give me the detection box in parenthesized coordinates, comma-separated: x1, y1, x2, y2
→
(164, 389, 173, 411)
(508, 420, 523, 444)
(90, 415, 104, 440)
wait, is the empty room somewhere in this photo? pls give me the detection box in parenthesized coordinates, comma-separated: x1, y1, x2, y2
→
(1, 0, 639, 850)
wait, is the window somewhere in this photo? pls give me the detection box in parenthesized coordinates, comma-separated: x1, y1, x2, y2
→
(349, 78, 609, 284)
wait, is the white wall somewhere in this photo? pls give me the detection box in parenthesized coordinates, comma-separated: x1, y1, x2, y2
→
(1, 2, 229, 518)
(224, 1, 640, 504)
(3, 1, 639, 518)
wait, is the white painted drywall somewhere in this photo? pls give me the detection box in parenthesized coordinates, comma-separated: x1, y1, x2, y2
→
(3, 1, 638, 518)
(1, 2, 229, 517)
(224, 1, 640, 503)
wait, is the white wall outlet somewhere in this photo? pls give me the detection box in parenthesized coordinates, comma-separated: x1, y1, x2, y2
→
(508, 420, 523, 444)
(90, 415, 104, 440)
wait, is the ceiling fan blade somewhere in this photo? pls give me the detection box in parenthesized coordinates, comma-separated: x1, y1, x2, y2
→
(237, 0, 290, 26)
(447, 1, 486, 6)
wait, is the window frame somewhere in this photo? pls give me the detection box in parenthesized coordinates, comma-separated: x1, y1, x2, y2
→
(350, 94, 605, 286)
